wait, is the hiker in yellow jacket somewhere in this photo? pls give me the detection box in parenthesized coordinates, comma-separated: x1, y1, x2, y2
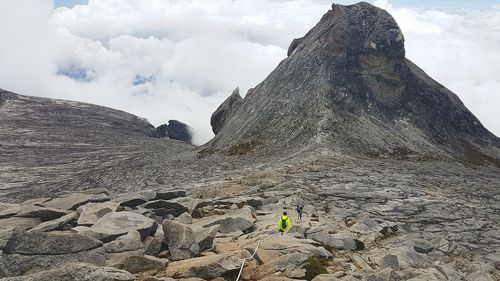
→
(278, 211, 292, 235)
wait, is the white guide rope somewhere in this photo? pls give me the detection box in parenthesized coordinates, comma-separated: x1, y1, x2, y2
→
(235, 233, 277, 281)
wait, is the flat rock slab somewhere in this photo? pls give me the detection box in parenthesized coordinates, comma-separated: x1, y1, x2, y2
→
(0, 262, 134, 281)
(29, 212, 78, 232)
(159, 250, 250, 279)
(112, 193, 148, 208)
(120, 255, 168, 274)
(153, 190, 187, 200)
(0, 248, 107, 277)
(43, 193, 109, 210)
(77, 201, 120, 226)
(143, 200, 189, 217)
(0, 217, 41, 231)
(0, 203, 21, 219)
(15, 205, 69, 221)
(91, 211, 157, 241)
(4, 230, 103, 255)
(195, 207, 256, 233)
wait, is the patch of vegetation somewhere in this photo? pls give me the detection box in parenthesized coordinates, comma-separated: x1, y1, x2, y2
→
(462, 145, 500, 168)
(227, 139, 263, 155)
(196, 147, 218, 159)
(304, 257, 329, 280)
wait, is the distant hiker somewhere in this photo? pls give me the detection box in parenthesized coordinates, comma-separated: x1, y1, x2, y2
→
(297, 203, 304, 220)
(278, 211, 292, 235)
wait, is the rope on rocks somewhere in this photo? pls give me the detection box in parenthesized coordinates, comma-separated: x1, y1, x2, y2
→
(235, 233, 276, 281)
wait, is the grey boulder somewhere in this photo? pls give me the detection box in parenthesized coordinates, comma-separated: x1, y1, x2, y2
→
(162, 220, 219, 261)
(77, 201, 120, 226)
(91, 211, 157, 241)
(195, 206, 255, 233)
(0, 262, 135, 281)
(3, 230, 102, 255)
(103, 231, 143, 253)
(120, 255, 168, 274)
(161, 250, 249, 279)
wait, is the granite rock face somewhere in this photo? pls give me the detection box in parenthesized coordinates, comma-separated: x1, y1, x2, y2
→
(210, 87, 243, 135)
(0, 90, 195, 201)
(156, 120, 192, 143)
(206, 2, 500, 162)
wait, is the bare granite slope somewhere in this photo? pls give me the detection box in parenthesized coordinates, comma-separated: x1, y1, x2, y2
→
(0, 89, 198, 200)
(208, 2, 500, 162)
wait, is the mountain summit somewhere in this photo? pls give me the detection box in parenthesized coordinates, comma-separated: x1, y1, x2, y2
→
(209, 2, 500, 161)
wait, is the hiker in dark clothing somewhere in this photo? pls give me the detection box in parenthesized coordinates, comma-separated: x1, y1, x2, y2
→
(297, 203, 304, 220)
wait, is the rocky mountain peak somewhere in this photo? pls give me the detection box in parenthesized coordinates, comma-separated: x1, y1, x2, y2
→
(288, 2, 405, 59)
(206, 2, 500, 162)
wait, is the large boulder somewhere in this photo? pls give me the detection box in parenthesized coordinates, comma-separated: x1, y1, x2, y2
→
(162, 220, 218, 261)
(120, 255, 168, 274)
(103, 231, 143, 253)
(0, 262, 135, 281)
(43, 193, 109, 210)
(91, 211, 157, 241)
(77, 201, 120, 226)
(306, 227, 361, 251)
(159, 250, 250, 279)
(3, 230, 102, 255)
(0, 232, 106, 277)
(156, 120, 192, 143)
(195, 206, 255, 233)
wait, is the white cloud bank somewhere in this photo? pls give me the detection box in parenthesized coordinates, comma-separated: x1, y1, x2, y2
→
(0, 0, 499, 144)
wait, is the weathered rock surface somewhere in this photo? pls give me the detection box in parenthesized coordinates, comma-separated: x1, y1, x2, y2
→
(91, 211, 157, 240)
(162, 220, 218, 261)
(113, 193, 148, 208)
(120, 255, 168, 274)
(159, 250, 250, 279)
(195, 207, 255, 233)
(143, 200, 189, 217)
(156, 120, 192, 143)
(0, 204, 20, 219)
(0, 262, 135, 281)
(77, 201, 120, 225)
(103, 231, 143, 253)
(210, 87, 243, 135)
(3, 230, 102, 255)
(28, 212, 78, 232)
(43, 193, 109, 210)
(15, 205, 68, 221)
(205, 2, 500, 161)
